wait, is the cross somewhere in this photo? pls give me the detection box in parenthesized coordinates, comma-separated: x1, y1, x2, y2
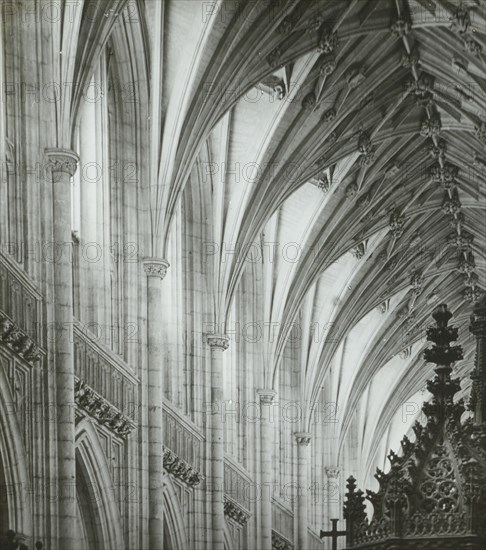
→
(320, 518, 346, 550)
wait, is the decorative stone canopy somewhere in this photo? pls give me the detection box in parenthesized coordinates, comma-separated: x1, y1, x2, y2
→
(343, 304, 486, 549)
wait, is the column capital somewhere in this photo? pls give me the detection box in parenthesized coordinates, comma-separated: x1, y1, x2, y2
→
(257, 389, 277, 404)
(143, 258, 170, 279)
(45, 148, 79, 177)
(294, 431, 312, 446)
(206, 334, 229, 351)
(325, 466, 340, 479)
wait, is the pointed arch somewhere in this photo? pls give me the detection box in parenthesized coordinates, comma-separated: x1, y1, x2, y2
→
(163, 475, 188, 550)
(75, 419, 124, 550)
(0, 362, 32, 536)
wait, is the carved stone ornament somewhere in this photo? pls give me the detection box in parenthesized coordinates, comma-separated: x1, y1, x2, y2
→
(410, 271, 424, 295)
(357, 130, 375, 166)
(441, 189, 461, 216)
(206, 334, 229, 351)
(322, 108, 336, 123)
(320, 56, 336, 76)
(317, 25, 339, 54)
(468, 297, 486, 419)
(449, 211, 465, 232)
(224, 496, 251, 526)
(351, 241, 367, 260)
(346, 182, 359, 199)
(464, 36, 483, 56)
(377, 300, 390, 314)
(357, 192, 371, 208)
(450, 6, 470, 35)
(302, 92, 317, 111)
(277, 13, 300, 35)
(346, 66, 366, 89)
(429, 139, 446, 160)
(294, 431, 312, 446)
(464, 287, 485, 303)
(257, 388, 277, 405)
(0, 313, 42, 365)
(317, 171, 331, 193)
(272, 530, 293, 550)
(45, 148, 79, 178)
(267, 46, 282, 68)
(343, 305, 486, 549)
(143, 258, 170, 279)
(458, 253, 476, 275)
(447, 230, 473, 251)
(74, 379, 136, 438)
(401, 51, 420, 69)
(475, 121, 486, 145)
(389, 209, 405, 239)
(325, 466, 340, 479)
(420, 115, 441, 137)
(163, 447, 204, 488)
(390, 18, 411, 38)
(399, 346, 412, 359)
(430, 162, 459, 189)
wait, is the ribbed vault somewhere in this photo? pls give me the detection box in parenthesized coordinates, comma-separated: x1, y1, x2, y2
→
(152, 0, 485, 486)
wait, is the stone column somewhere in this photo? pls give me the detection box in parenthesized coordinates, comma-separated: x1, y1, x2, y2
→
(470, 297, 486, 424)
(45, 149, 79, 549)
(143, 258, 170, 550)
(207, 334, 229, 550)
(325, 466, 340, 546)
(257, 389, 277, 550)
(294, 432, 312, 550)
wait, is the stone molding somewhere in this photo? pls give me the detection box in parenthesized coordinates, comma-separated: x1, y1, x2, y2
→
(272, 530, 293, 550)
(163, 447, 204, 488)
(325, 466, 340, 479)
(0, 312, 42, 365)
(223, 495, 251, 526)
(74, 378, 136, 438)
(257, 388, 277, 404)
(142, 258, 170, 280)
(45, 148, 79, 177)
(294, 431, 312, 446)
(206, 334, 229, 351)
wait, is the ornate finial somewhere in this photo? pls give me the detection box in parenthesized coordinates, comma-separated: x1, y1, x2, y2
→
(422, 305, 464, 422)
(343, 476, 367, 524)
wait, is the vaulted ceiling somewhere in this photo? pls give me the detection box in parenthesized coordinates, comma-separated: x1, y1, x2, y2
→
(149, 0, 485, 477)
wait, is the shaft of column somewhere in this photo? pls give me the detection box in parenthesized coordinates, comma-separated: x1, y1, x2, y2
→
(325, 466, 340, 538)
(143, 258, 170, 550)
(257, 389, 277, 550)
(294, 432, 312, 550)
(207, 334, 229, 550)
(45, 149, 79, 549)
